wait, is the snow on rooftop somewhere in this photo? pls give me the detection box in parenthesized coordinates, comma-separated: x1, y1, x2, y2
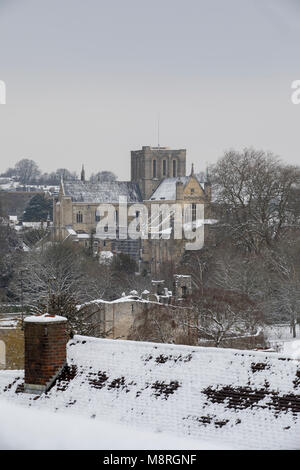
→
(66, 227, 77, 235)
(24, 313, 67, 323)
(149, 174, 206, 201)
(76, 295, 153, 310)
(0, 337, 299, 449)
(0, 399, 229, 450)
(63, 180, 143, 204)
(0, 318, 19, 329)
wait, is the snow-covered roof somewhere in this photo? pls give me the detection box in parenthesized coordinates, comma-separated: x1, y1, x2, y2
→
(0, 399, 228, 450)
(76, 295, 153, 310)
(24, 313, 67, 323)
(63, 181, 143, 204)
(0, 337, 299, 449)
(149, 174, 206, 201)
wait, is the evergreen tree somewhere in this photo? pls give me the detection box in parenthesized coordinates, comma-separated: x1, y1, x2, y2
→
(23, 194, 53, 222)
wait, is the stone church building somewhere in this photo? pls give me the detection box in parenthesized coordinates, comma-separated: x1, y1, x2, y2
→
(53, 146, 213, 274)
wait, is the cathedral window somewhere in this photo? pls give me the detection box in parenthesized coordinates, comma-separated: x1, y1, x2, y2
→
(172, 159, 177, 177)
(76, 211, 83, 223)
(153, 159, 157, 178)
(163, 159, 167, 176)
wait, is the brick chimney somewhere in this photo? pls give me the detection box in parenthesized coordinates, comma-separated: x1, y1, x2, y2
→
(24, 314, 68, 394)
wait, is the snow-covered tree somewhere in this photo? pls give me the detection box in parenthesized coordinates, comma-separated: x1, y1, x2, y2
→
(211, 148, 300, 253)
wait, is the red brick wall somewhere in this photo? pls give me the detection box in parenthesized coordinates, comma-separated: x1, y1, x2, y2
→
(24, 319, 67, 388)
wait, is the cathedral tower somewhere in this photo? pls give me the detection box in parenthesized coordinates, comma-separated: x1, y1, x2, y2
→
(131, 146, 186, 200)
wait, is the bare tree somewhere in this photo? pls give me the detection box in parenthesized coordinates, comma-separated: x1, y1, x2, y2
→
(261, 240, 300, 336)
(180, 287, 263, 347)
(90, 171, 117, 183)
(11, 242, 114, 334)
(211, 148, 300, 253)
(55, 168, 77, 181)
(180, 248, 214, 291)
(15, 158, 41, 185)
(128, 304, 186, 344)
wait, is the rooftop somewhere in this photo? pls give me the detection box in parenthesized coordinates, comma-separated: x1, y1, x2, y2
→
(62, 180, 143, 204)
(149, 174, 206, 201)
(0, 336, 299, 449)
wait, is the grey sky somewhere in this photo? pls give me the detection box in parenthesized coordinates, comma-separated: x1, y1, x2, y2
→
(0, 0, 299, 179)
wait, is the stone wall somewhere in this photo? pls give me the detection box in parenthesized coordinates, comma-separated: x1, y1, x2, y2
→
(0, 327, 24, 370)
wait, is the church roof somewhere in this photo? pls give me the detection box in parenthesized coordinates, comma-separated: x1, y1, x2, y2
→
(148, 173, 206, 201)
(62, 180, 143, 204)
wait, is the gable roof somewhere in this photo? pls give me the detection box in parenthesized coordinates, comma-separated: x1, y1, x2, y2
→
(62, 180, 143, 204)
(0, 336, 299, 449)
(148, 174, 206, 201)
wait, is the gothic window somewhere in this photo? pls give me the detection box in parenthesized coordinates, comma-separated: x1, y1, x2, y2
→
(76, 211, 83, 223)
(192, 203, 197, 222)
(172, 159, 177, 177)
(163, 159, 167, 176)
(153, 159, 157, 178)
(95, 211, 100, 222)
(170, 213, 174, 235)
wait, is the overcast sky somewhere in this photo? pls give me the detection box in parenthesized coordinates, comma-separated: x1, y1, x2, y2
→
(0, 0, 300, 179)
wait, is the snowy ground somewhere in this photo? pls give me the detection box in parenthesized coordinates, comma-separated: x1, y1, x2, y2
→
(264, 324, 300, 358)
(0, 399, 231, 450)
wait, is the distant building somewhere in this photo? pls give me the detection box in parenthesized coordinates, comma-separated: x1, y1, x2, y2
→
(52, 146, 213, 273)
(131, 146, 187, 200)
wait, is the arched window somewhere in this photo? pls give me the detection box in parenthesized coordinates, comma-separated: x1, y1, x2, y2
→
(162, 159, 167, 176)
(153, 159, 157, 178)
(172, 159, 177, 177)
(76, 211, 83, 223)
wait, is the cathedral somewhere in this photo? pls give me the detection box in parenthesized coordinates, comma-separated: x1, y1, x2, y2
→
(52, 146, 212, 274)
